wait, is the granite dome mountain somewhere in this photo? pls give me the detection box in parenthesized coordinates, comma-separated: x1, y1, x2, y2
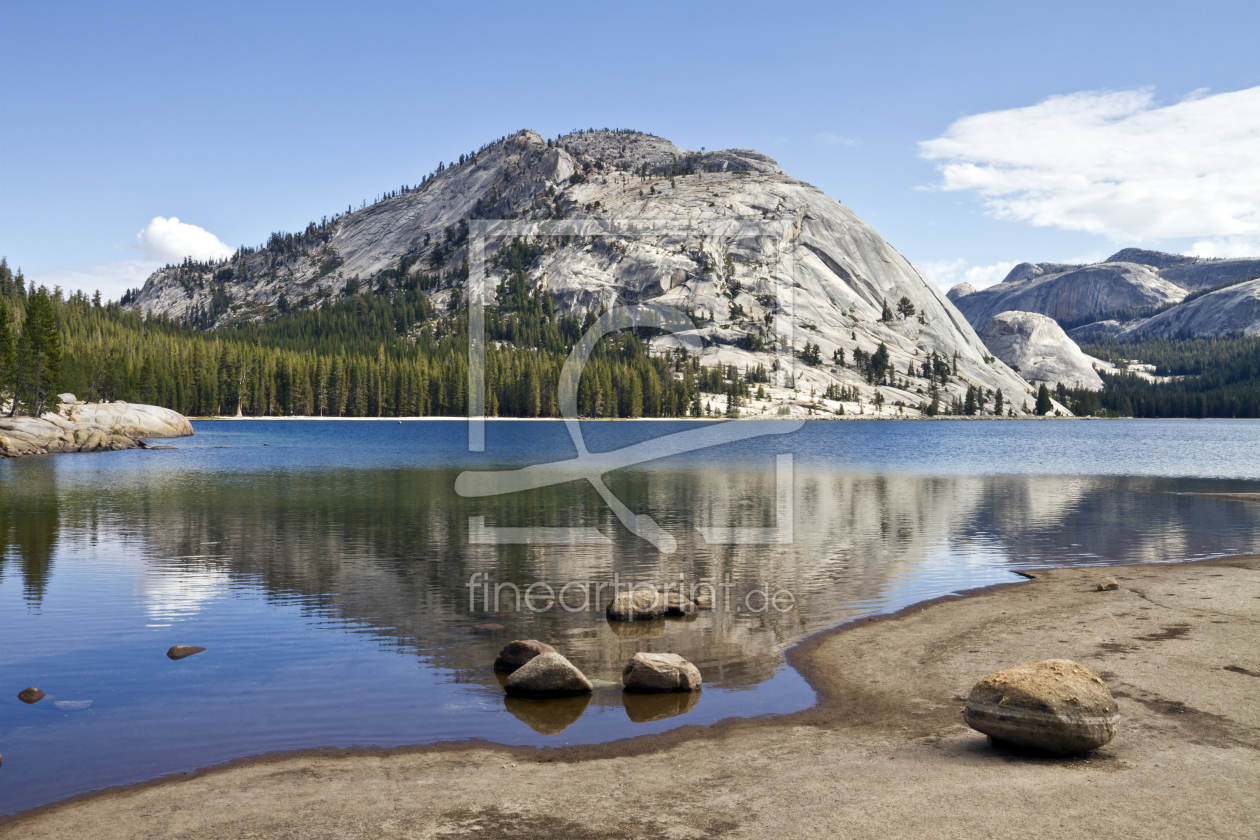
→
(128, 128, 1044, 416)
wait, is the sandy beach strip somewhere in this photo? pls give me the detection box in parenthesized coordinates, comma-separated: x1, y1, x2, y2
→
(2, 556, 1257, 839)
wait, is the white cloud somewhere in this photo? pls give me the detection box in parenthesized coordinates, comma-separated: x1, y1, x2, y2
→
(919, 258, 1016, 291)
(136, 216, 233, 263)
(919, 86, 1260, 255)
(1187, 235, 1260, 259)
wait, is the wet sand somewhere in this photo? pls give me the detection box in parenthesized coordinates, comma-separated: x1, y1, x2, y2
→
(3, 556, 1257, 839)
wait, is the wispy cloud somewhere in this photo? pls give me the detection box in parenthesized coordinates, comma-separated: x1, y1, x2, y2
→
(816, 131, 858, 147)
(919, 86, 1260, 257)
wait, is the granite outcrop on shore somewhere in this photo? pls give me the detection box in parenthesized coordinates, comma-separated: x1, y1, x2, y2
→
(0, 398, 192, 458)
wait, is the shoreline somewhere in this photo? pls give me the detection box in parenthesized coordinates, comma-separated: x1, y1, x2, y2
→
(188, 414, 1117, 421)
(3, 554, 1256, 837)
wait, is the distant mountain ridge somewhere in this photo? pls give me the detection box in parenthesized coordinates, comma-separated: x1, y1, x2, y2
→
(950, 248, 1260, 338)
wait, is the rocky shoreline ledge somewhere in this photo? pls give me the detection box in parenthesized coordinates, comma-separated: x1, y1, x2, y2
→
(1, 556, 1254, 838)
(0, 398, 193, 458)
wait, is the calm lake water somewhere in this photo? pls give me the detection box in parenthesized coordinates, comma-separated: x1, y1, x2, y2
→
(2, 419, 1259, 814)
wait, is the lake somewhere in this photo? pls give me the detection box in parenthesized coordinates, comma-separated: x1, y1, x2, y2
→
(2, 418, 1259, 814)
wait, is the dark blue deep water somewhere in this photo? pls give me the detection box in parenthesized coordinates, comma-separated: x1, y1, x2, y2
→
(2, 419, 1259, 814)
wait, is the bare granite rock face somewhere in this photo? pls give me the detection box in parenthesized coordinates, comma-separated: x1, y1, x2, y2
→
(1108, 248, 1260, 292)
(1125, 278, 1260, 338)
(58, 401, 193, 438)
(125, 129, 1043, 417)
(0, 401, 192, 458)
(964, 659, 1119, 755)
(946, 282, 975, 301)
(962, 248, 1260, 339)
(953, 263, 1186, 329)
(978, 312, 1105, 390)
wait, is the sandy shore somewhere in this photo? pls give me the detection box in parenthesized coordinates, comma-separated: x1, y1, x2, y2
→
(3, 556, 1257, 839)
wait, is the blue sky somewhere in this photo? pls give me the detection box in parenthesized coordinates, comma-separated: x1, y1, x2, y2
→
(4, 0, 1258, 300)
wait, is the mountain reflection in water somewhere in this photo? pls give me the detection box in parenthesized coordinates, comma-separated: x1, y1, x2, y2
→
(1, 419, 1257, 814)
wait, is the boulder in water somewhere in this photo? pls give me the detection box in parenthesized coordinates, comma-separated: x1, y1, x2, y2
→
(166, 645, 206, 660)
(17, 687, 45, 704)
(494, 640, 556, 671)
(622, 652, 702, 693)
(606, 589, 665, 621)
(504, 652, 593, 698)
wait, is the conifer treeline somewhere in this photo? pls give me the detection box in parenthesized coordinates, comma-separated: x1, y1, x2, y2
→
(0, 257, 751, 419)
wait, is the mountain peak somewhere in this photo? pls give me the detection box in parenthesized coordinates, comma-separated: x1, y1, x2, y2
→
(1103, 248, 1200, 268)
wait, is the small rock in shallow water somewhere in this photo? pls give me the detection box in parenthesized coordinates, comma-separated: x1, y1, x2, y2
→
(494, 640, 556, 671)
(472, 623, 506, 634)
(964, 659, 1119, 755)
(693, 593, 715, 610)
(166, 645, 206, 660)
(17, 687, 45, 704)
(504, 652, 593, 698)
(1098, 577, 1120, 591)
(623, 652, 702, 693)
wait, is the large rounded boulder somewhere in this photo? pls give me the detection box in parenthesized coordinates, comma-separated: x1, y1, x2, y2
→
(504, 652, 593, 698)
(606, 589, 665, 621)
(964, 659, 1119, 755)
(622, 652, 702, 693)
(494, 639, 556, 671)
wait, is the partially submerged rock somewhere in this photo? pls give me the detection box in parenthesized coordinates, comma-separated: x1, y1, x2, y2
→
(606, 589, 665, 621)
(964, 659, 1119, 755)
(504, 652, 593, 698)
(166, 645, 206, 660)
(471, 623, 506, 634)
(622, 653, 702, 693)
(494, 640, 556, 671)
(17, 687, 45, 704)
(692, 592, 715, 611)
(1098, 577, 1120, 591)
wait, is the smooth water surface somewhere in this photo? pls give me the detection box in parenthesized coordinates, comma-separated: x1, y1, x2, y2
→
(2, 419, 1259, 814)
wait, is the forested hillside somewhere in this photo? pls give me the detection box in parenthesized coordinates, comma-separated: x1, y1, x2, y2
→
(0, 256, 753, 419)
